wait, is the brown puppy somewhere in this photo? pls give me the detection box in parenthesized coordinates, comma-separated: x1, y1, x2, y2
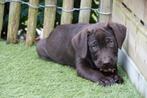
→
(36, 22, 126, 86)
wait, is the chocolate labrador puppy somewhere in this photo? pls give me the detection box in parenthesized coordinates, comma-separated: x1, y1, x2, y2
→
(36, 22, 126, 86)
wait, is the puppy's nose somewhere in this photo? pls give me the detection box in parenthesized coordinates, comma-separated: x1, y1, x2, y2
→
(103, 62, 111, 66)
(103, 58, 112, 66)
(103, 61, 114, 69)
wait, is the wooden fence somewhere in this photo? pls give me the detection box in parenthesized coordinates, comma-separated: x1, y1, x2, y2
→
(112, 0, 147, 97)
(0, 0, 112, 46)
(0, 0, 90, 46)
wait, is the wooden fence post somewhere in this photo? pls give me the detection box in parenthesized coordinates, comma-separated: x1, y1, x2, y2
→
(99, 0, 112, 22)
(43, 0, 57, 39)
(78, 0, 92, 23)
(61, 0, 74, 24)
(26, 0, 39, 46)
(7, 1, 21, 43)
(0, 0, 4, 39)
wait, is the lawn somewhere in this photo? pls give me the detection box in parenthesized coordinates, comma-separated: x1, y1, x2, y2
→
(0, 41, 142, 98)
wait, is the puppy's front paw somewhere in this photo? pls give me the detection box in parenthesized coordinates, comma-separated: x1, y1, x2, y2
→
(113, 75, 124, 84)
(98, 76, 115, 86)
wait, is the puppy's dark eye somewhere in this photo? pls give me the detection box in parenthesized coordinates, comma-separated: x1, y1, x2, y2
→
(91, 46, 97, 51)
(105, 38, 114, 47)
(92, 41, 97, 46)
(91, 41, 98, 51)
(105, 38, 111, 43)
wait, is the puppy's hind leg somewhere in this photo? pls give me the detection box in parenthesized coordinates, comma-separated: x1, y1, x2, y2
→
(36, 39, 50, 60)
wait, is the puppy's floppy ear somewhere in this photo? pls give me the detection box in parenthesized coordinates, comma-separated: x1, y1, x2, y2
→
(72, 29, 88, 58)
(108, 22, 127, 48)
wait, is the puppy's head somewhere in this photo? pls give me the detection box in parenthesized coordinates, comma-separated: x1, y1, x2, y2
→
(72, 23, 126, 73)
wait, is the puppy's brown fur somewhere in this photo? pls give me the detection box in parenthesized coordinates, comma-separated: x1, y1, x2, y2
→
(36, 22, 126, 86)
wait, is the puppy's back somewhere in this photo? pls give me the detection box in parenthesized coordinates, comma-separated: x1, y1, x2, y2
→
(39, 24, 88, 66)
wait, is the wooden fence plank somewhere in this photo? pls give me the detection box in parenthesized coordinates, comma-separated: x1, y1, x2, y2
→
(99, 0, 112, 22)
(78, 0, 92, 23)
(26, 0, 39, 46)
(7, 2, 21, 43)
(113, 0, 147, 81)
(144, 0, 147, 25)
(43, 0, 57, 39)
(122, 0, 133, 11)
(132, 0, 144, 22)
(122, 0, 146, 24)
(0, 0, 4, 39)
(113, 1, 147, 97)
(61, 0, 74, 24)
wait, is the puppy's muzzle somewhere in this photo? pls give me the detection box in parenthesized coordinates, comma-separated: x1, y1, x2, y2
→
(99, 63, 116, 74)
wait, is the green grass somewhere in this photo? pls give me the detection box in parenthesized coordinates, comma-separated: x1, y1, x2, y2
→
(0, 41, 142, 98)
